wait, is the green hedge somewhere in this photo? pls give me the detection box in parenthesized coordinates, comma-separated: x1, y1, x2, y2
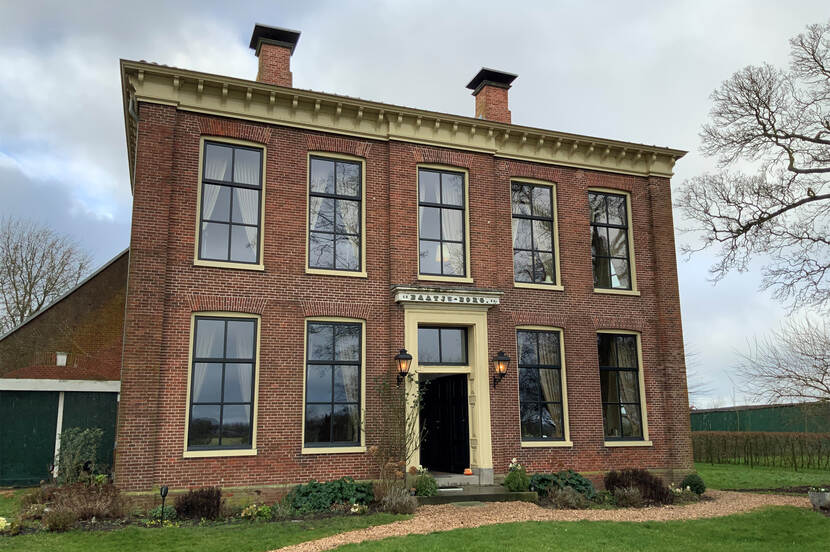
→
(692, 431, 830, 470)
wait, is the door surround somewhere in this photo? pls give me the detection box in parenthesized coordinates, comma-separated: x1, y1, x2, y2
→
(401, 300, 496, 484)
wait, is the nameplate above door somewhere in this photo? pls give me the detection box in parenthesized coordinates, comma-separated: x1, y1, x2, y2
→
(393, 286, 502, 307)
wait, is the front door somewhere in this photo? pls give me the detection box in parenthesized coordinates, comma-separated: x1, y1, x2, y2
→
(419, 374, 470, 474)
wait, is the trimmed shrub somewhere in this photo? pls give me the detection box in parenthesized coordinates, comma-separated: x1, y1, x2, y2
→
(604, 469, 673, 505)
(681, 473, 706, 496)
(378, 485, 418, 514)
(284, 477, 374, 514)
(547, 487, 590, 509)
(56, 427, 104, 485)
(503, 466, 530, 492)
(415, 474, 438, 497)
(147, 505, 177, 521)
(43, 508, 78, 532)
(613, 486, 644, 508)
(174, 487, 223, 520)
(530, 470, 596, 500)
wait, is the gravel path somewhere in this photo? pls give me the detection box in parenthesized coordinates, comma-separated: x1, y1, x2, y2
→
(274, 490, 809, 552)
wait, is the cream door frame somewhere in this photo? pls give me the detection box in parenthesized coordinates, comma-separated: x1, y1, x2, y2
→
(403, 304, 494, 482)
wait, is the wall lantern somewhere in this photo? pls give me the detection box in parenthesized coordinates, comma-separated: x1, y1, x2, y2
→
(492, 351, 510, 387)
(394, 349, 413, 385)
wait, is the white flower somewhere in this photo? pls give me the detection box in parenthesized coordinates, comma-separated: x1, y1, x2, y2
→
(511, 458, 517, 464)
(0, 517, 7, 531)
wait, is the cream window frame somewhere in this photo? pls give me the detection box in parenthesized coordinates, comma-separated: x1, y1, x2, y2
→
(588, 187, 639, 296)
(416, 164, 473, 283)
(305, 152, 368, 278)
(182, 311, 261, 459)
(301, 317, 367, 455)
(516, 326, 572, 448)
(193, 136, 267, 271)
(510, 178, 564, 291)
(597, 329, 652, 447)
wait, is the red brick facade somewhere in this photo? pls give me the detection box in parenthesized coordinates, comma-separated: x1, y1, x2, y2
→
(0, 251, 127, 381)
(115, 97, 691, 492)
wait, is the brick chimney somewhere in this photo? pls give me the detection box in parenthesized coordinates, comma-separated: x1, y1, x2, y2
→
(249, 24, 301, 88)
(465, 68, 518, 124)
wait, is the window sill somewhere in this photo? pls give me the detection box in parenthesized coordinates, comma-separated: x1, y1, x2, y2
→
(194, 259, 265, 272)
(306, 268, 368, 278)
(514, 282, 564, 292)
(521, 440, 573, 448)
(301, 445, 366, 455)
(183, 448, 258, 458)
(417, 274, 474, 284)
(593, 288, 640, 297)
(604, 440, 652, 448)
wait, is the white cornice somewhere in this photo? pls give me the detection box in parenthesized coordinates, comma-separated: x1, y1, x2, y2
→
(120, 60, 686, 184)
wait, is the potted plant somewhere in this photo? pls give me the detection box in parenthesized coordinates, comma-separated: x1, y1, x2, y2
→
(808, 487, 830, 511)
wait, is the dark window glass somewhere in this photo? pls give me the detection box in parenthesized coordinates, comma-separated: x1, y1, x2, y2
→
(417, 327, 468, 365)
(517, 330, 565, 441)
(419, 168, 466, 276)
(512, 183, 557, 285)
(199, 142, 263, 265)
(305, 322, 361, 446)
(188, 316, 256, 449)
(589, 191, 632, 290)
(309, 157, 362, 271)
(598, 333, 643, 440)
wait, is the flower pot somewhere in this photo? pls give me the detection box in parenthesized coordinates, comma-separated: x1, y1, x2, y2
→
(808, 491, 830, 510)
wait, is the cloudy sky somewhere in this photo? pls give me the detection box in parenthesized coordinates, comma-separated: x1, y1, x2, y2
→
(1, 1, 827, 405)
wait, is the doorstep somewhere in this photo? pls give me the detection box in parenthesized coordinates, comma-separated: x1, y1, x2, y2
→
(417, 485, 538, 505)
(432, 471, 480, 487)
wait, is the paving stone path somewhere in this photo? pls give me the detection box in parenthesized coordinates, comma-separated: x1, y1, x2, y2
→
(274, 490, 809, 552)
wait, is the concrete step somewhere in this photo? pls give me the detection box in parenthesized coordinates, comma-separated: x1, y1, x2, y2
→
(433, 472, 480, 487)
(417, 485, 538, 505)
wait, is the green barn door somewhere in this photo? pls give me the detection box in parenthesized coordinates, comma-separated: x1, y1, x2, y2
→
(0, 391, 59, 486)
(62, 392, 119, 472)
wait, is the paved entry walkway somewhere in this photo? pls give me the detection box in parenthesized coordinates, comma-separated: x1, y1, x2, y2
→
(274, 490, 809, 552)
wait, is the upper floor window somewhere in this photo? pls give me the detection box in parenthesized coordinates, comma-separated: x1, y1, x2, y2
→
(598, 332, 644, 440)
(517, 329, 565, 441)
(589, 191, 632, 290)
(418, 326, 468, 365)
(304, 321, 362, 446)
(512, 182, 557, 285)
(199, 142, 263, 265)
(418, 168, 466, 277)
(308, 156, 362, 272)
(188, 315, 257, 450)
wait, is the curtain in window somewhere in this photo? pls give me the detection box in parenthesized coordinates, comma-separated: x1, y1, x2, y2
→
(202, 185, 220, 220)
(235, 189, 259, 225)
(442, 209, 462, 243)
(205, 151, 230, 181)
(539, 369, 559, 403)
(234, 153, 260, 186)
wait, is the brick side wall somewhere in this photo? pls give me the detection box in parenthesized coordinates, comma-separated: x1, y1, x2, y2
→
(0, 252, 127, 381)
(116, 103, 691, 492)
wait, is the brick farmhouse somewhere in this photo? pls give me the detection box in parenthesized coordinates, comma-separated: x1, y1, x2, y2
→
(104, 24, 690, 493)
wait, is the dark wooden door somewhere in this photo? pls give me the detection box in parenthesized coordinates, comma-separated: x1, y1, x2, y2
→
(419, 374, 470, 474)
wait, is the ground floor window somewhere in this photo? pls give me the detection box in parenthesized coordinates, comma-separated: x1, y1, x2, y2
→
(598, 332, 644, 440)
(517, 329, 565, 441)
(188, 315, 257, 450)
(304, 321, 362, 446)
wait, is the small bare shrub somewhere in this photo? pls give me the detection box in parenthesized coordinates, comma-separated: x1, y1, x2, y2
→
(20, 503, 47, 521)
(174, 487, 223, 520)
(613, 486, 644, 508)
(53, 482, 127, 520)
(43, 508, 78, 532)
(21, 485, 58, 509)
(378, 485, 418, 514)
(547, 487, 590, 509)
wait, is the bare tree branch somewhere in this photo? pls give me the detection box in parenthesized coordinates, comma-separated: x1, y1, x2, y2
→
(737, 317, 830, 403)
(678, 20, 830, 310)
(0, 217, 92, 334)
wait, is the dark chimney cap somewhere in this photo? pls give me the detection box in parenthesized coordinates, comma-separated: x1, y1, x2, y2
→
(249, 24, 301, 55)
(466, 67, 518, 95)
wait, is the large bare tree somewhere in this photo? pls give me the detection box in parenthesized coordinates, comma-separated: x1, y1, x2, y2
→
(678, 20, 830, 310)
(737, 318, 830, 403)
(0, 217, 91, 334)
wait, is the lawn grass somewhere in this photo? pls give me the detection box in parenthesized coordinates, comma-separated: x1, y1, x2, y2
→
(695, 462, 830, 490)
(0, 513, 407, 552)
(335, 507, 828, 552)
(0, 489, 27, 518)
